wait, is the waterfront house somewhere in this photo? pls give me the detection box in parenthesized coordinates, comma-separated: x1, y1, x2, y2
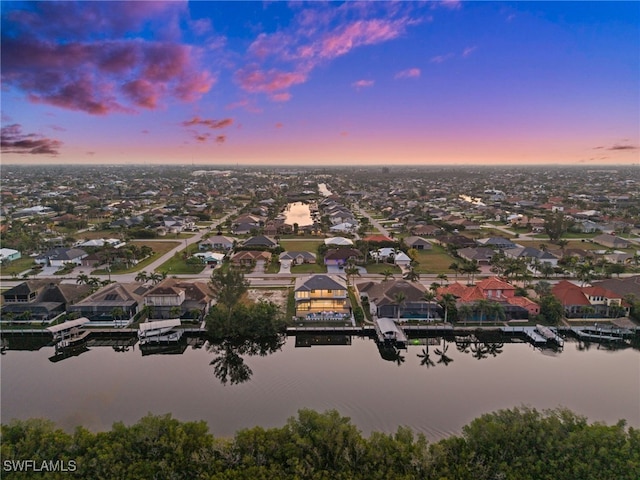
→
(68, 282, 152, 325)
(1, 280, 91, 322)
(357, 279, 437, 320)
(294, 274, 349, 317)
(552, 280, 629, 318)
(143, 279, 214, 321)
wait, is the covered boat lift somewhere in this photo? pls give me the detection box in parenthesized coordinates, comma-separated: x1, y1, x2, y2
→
(46, 318, 91, 348)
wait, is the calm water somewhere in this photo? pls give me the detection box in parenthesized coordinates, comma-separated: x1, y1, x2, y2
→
(1, 335, 639, 440)
(283, 202, 313, 227)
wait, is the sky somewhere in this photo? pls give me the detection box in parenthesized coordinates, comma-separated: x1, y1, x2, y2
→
(1, 1, 638, 166)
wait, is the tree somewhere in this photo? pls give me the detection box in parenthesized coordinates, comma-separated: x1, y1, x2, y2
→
(209, 268, 250, 327)
(474, 299, 491, 325)
(169, 306, 182, 319)
(544, 210, 567, 243)
(393, 292, 406, 322)
(534, 280, 552, 298)
(344, 264, 361, 286)
(403, 268, 419, 282)
(458, 304, 474, 323)
(438, 293, 457, 324)
(135, 271, 149, 283)
(381, 268, 394, 281)
(421, 291, 436, 321)
(539, 294, 564, 325)
(448, 262, 460, 281)
(76, 273, 90, 285)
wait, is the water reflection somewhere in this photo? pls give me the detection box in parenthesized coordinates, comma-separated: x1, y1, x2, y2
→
(207, 334, 286, 385)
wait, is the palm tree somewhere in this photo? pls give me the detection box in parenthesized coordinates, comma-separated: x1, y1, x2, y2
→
(422, 291, 436, 321)
(403, 268, 420, 282)
(458, 304, 474, 323)
(437, 273, 449, 285)
(344, 264, 360, 286)
(169, 306, 182, 319)
(76, 273, 90, 285)
(489, 302, 506, 323)
(474, 299, 491, 325)
(135, 271, 149, 283)
(449, 262, 460, 282)
(438, 293, 457, 324)
(381, 268, 394, 281)
(111, 307, 125, 323)
(149, 272, 164, 285)
(393, 292, 406, 322)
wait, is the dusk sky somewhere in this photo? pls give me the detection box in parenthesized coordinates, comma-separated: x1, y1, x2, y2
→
(1, 1, 638, 166)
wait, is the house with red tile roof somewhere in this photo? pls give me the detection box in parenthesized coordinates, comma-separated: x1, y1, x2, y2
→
(438, 277, 533, 320)
(551, 280, 629, 318)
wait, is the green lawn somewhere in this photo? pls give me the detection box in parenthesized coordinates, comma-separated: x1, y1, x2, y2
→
(364, 263, 401, 274)
(280, 239, 324, 253)
(0, 257, 36, 277)
(92, 241, 181, 274)
(291, 263, 326, 273)
(413, 245, 458, 274)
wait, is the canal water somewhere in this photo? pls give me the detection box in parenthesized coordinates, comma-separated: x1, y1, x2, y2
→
(2, 335, 638, 440)
(282, 202, 313, 227)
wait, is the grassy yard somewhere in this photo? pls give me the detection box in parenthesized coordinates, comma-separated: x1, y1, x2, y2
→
(0, 257, 36, 277)
(364, 263, 401, 274)
(91, 241, 180, 274)
(413, 245, 458, 274)
(156, 244, 206, 274)
(291, 263, 326, 273)
(279, 239, 324, 253)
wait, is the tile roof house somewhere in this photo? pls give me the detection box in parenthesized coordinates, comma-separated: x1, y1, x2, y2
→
(551, 280, 629, 318)
(294, 274, 349, 317)
(35, 247, 88, 267)
(324, 248, 362, 266)
(242, 235, 279, 249)
(279, 251, 316, 265)
(143, 278, 215, 321)
(357, 279, 438, 320)
(592, 234, 630, 249)
(230, 250, 272, 266)
(404, 236, 432, 250)
(199, 235, 235, 251)
(438, 277, 534, 320)
(1, 280, 91, 321)
(68, 282, 152, 325)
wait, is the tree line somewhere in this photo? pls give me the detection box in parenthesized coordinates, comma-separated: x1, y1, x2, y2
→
(1, 407, 638, 479)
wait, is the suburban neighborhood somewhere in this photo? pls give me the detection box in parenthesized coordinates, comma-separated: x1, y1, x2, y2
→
(1, 165, 639, 351)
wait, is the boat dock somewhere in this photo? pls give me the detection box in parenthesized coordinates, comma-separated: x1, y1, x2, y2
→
(373, 318, 408, 347)
(570, 325, 633, 343)
(500, 326, 564, 347)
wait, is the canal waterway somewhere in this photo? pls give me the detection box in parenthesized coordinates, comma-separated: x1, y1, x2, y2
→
(282, 202, 313, 227)
(1, 335, 638, 439)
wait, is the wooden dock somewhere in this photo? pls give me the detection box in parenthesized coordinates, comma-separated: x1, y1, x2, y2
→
(500, 326, 564, 347)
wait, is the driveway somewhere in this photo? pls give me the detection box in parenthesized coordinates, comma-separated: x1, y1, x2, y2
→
(279, 260, 292, 274)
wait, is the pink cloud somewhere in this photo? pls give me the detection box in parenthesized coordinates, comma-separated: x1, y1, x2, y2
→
(430, 53, 454, 63)
(1, 4, 213, 115)
(275, 123, 284, 129)
(182, 117, 234, 129)
(395, 68, 421, 79)
(1, 124, 62, 155)
(235, 66, 307, 98)
(215, 135, 226, 144)
(352, 79, 374, 89)
(462, 46, 477, 57)
(270, 92, 292, 102)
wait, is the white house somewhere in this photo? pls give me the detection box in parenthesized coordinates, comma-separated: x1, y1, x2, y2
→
(0, 248, 21, 263)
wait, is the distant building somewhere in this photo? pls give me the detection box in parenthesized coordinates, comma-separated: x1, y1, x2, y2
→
(0, 248, 21, 263)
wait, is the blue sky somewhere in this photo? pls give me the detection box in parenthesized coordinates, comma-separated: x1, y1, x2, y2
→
(1, 1, 638, 165)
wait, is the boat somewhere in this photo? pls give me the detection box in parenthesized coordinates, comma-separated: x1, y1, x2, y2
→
(137, 319, 183, 345)
(535, 324, 556, 341)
